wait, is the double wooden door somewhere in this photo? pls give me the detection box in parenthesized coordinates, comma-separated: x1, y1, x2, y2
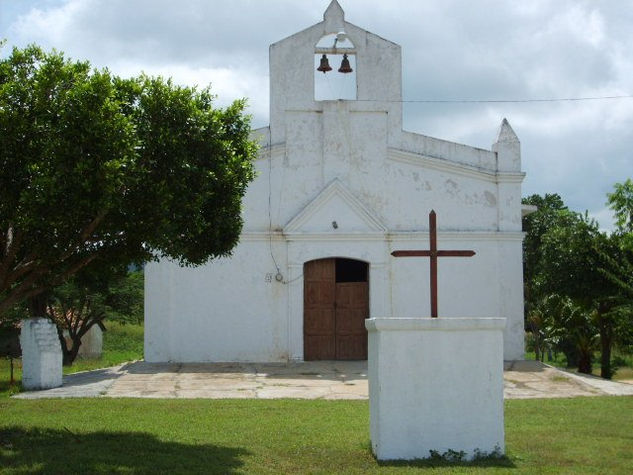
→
(303, 258, 368, 360)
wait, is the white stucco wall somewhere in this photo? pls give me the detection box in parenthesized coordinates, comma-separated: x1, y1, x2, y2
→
(146, 238, 288, 362)
(367, 317, 506, 460)
(145, 1, 526, 363)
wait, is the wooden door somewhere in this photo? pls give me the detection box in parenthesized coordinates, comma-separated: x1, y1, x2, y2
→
(304, 258, 368, 360)
(335, 282, 368, 360)
(304, 259, 336, 360)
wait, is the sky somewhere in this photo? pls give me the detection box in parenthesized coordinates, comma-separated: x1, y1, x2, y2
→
(2, 0, 632, 230)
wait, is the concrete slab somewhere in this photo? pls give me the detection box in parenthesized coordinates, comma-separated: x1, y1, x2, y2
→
(13, 365, 125, 399)
(12, 360, 633, 400)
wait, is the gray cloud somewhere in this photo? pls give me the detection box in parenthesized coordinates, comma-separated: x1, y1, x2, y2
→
(4, 0, 632, 230)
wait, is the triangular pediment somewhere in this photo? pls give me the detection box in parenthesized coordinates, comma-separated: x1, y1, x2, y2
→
(284, 179, 387, 234)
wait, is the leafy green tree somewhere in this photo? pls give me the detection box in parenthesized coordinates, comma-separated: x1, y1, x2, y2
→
(522, 195, 573, 364)
(522, 194, 568, 313)
(599, 237, 633, 299)
(537, 294, 597, 373)
(598, 233, 633, 358)
(607, 179, 633, 234)
(0, 45, 256, 319)
(538, 211, 624, 377)
(46, 267, 143, 365)
(104, 270, 144, 325)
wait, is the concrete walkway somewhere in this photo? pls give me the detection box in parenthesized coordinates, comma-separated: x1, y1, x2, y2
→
(13, 360, 633, 400)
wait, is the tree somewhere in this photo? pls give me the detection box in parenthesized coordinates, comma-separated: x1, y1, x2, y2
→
(522, 194, 568, 313)
(522, 195, 571, 362)
(599, 237, 633, 299)
(0, 45, 257, 319)
(607, 179, 633, 234)
(598, 234, 633, 357)
(539, 211, 623, 377)
(537, 294, 597, 373)
(46, 266, 143, 365)
(102, 270, 144, 325)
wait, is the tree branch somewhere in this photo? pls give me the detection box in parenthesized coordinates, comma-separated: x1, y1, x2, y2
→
(2, 255, 40, 291)
(0, 252, 99, 317)
(59, 209, 109, 262)
(0, 227, 25, 288)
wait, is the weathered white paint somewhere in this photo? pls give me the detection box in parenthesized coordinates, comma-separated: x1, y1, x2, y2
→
(366, 317, 506, 460)
(145, 1, 526, 363)
(20, 318, 62, 390)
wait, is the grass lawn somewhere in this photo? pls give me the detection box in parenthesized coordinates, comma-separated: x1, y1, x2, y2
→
(3, 327, 633, 472)
(0, 397, 632, 473)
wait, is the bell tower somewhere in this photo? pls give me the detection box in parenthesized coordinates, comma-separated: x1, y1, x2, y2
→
(268, 0, 403, 144)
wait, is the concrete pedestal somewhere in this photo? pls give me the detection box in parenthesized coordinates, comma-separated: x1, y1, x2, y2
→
(365, 317, 506, 461)
(64, 324, 103, 359)
(20, 318, 63, 390)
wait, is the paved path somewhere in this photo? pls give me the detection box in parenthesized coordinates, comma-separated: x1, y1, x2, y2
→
(14, 360, 633, 400)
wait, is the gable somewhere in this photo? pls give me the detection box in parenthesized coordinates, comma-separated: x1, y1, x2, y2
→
(284, 179, 386, 235)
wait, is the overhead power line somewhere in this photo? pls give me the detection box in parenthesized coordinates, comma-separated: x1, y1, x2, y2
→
(364, 94, 633, 104)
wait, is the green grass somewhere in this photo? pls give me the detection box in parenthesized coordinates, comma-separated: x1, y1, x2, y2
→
(524, 350, 568, 367)
(1, 321, 143, 397)
(2, 328, 633, 472)
(64, 321, 144, 374)
(0, 397, 632, 473)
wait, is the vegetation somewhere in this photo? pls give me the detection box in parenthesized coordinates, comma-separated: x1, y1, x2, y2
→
(46, 269, 143, 365)
(607, 178, 633, 236)
(0, 397, 631, 473)
(0, 44, 257, 320)
(523, 182, 633, 379)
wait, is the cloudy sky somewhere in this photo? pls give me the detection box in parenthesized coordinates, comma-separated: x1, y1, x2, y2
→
(2, 0, 632, 230)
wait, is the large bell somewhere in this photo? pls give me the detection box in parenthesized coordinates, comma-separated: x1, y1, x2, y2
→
(338, 53, 353, 73)
(317, 54, 332, 73)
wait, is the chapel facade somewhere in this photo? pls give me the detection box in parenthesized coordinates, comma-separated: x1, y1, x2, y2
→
(145, 1, 527, 362)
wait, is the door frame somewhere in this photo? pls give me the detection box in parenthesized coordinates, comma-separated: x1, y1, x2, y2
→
(284, 238, 389, 361)
(303, 258, 369, 360)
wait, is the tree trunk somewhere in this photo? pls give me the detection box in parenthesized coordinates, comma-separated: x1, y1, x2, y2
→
(560, 340, 579, 368)
(534, 338, 541, 361)
(577, 351, 592, 375)
(55, 324, 81, 366)
(598, 311, 614, 380)
(28, 293, 48, 317)
(63, 340, 81, 366)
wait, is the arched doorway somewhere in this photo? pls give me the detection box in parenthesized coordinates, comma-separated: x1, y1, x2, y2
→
(303, 258, 369, 360)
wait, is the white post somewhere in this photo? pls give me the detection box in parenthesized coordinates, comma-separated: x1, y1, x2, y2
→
(77, 324, 103, 358)
(20, 318, 63, 390)
(366, 317, 506, 461)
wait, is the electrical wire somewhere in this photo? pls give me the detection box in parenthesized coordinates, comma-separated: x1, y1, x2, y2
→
(267, 131, 280, 276)
(355, 94, 633, 104)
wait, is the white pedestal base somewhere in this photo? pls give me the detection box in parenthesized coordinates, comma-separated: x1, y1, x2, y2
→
(20, 318, 63, 390)
(64, 324, 103, 358)
(366, 317, 506, 461)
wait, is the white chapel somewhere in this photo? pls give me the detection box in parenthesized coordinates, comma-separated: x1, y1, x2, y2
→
(145, 1, 527, 363)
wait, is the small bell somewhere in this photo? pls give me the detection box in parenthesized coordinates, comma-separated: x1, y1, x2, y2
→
(338, 53, 353, 73)
(317, 54, 332, 73)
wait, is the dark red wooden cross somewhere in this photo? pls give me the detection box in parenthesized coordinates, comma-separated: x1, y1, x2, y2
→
(391, 210, 475, 318)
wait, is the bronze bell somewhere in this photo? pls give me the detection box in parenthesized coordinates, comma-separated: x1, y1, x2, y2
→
(338, 53, 353, 73)
(317, 54, 332, 73)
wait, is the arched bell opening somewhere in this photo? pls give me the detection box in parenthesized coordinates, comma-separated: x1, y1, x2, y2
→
(314, 33, 357, 101)
(303, 258, 369, 360)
